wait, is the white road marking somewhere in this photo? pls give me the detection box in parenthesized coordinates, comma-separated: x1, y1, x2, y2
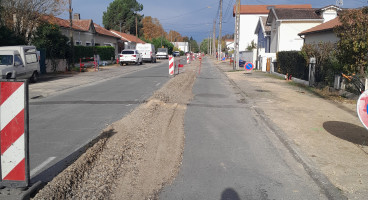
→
(30, 156, 56, 177)
(155, 82, 161, 87)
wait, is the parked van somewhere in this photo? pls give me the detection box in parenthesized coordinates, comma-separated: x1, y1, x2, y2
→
(0, 46, 40, 82)
(136, 43, 157, 63)
(156, 48, 168, 59)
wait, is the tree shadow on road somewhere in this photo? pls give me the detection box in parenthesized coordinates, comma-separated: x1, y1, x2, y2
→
(323, 121, 368, 146)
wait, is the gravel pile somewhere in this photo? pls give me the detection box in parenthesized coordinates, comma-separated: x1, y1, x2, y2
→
(33, 61, 198, 199)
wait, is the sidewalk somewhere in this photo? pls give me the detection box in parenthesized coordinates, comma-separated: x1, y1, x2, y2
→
(29, 62, 163, 99)
(214, 59, 368, 199)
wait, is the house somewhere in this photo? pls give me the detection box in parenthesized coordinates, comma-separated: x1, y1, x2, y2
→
(298, 17, 341, 45)
(266, 8, 324, 53)
(255, 16, 271, 53)
(171, 42, 189, 52)
(225, 39, 234, 51)
(266, 5, 340, 53)
(254, 16, 272, 71)
(46, 14, 120, 55)
(110, 30, 145, 52)
(233, 4, 312, 52)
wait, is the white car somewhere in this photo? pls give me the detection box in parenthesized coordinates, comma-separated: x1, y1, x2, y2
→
(119, 49, 143, 65)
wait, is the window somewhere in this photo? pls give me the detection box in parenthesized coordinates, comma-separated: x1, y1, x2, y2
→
(86, 42, 92, 46)
(0, 55, 13, 65)
(122, 50, 134, 54)
(14, 55, 23, 66)
(25, 53, 38, 64)
(76, 41, 82, 45)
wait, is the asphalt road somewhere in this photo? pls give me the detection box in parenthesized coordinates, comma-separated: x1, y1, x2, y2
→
(159, 57, 330, 199)
(28, 59, 181, 183)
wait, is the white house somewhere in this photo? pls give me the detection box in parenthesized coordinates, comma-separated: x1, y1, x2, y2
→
(266, 8, 324, 53)
(298, 17, 341, 44)
(171, 42, 189, 52)
(315, 5, 341, 23)
(225, 39, 234, 51)
(233, 4, 312, 52)
(266, 5, 340, 53)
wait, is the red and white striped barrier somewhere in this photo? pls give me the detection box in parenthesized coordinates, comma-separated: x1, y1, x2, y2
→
(187, 54, 190, 64)
(0, 81, 29, 187)
(169, 56, 174, 76)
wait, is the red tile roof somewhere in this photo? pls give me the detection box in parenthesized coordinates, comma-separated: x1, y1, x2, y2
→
(94, 23, 120, 38)
(43, 16, 120, 38)
(233, 4, 312, 16)
(299, 17, 341, 36)
(110, 30, 145, 43)
(72, 19, 92, 32)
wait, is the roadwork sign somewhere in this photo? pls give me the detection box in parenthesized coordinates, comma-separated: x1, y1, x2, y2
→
(357, 90, 368, 130)
(0, 80, 30, 188)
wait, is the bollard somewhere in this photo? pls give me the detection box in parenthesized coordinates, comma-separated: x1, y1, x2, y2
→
(169, 56, 174, 76)
(0, 80, 30, 188)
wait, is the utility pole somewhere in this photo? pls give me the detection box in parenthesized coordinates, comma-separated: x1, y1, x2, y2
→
(213, 20, 216, 58)
(207, 35, 210, 55)
(135, 15, 138, 37)
(209, 35, 212, 56)
(69, 0, 74, 70)
(234, 0, 240, 70)
(218, 0, 223, 61)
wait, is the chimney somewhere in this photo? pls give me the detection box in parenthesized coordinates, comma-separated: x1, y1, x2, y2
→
(73, 13, 80, 20)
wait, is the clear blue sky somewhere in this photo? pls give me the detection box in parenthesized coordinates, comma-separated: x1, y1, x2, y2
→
(59, 0, 367, 43)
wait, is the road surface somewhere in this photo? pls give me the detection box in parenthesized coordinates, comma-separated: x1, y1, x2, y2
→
(160, 57, 333, 199)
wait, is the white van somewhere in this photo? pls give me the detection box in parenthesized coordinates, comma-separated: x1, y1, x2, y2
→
(136, 43, 157, 63)
(0, 46, 40, 82)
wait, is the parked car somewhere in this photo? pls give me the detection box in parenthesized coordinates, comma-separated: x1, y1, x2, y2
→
(0, 46, 40, 82)
(119, 49, 143, 65)
(156, 48, 168, 59)
(136, 43, 156, 63)
(173, 51, 180, 57)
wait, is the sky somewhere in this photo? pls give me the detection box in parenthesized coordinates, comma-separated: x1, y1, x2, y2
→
(58, 0, 367, 44)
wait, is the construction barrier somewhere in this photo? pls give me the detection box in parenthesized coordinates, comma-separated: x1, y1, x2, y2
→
(0, 80, 30, 188)
(187, 54, 190, 64)
(169, 56, 174, 76)
(79, 57, 98, 72)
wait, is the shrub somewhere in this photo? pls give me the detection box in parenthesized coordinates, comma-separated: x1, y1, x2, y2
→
(277, 51, 308, 80)
(74, 46, 115, 62)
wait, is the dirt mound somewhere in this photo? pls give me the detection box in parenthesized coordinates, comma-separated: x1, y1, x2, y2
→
(33, 62, 198, 199)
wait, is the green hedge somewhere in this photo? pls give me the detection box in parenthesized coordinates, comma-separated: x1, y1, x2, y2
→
(74, 46, 115, 62)
(277, 51, 308, 80)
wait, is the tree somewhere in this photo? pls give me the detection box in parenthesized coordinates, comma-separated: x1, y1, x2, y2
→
(200, 38, 210, 54)
(167, 30, 182, 42)
(103, 0, 143, 35)
(141, 16, 166, 40)
(189, 37, 199, 53)
(150, 37, 174, 54)
(32, 23, 69, 72)
(335, 7, 368, 75)
(1, 0, 66, 43)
